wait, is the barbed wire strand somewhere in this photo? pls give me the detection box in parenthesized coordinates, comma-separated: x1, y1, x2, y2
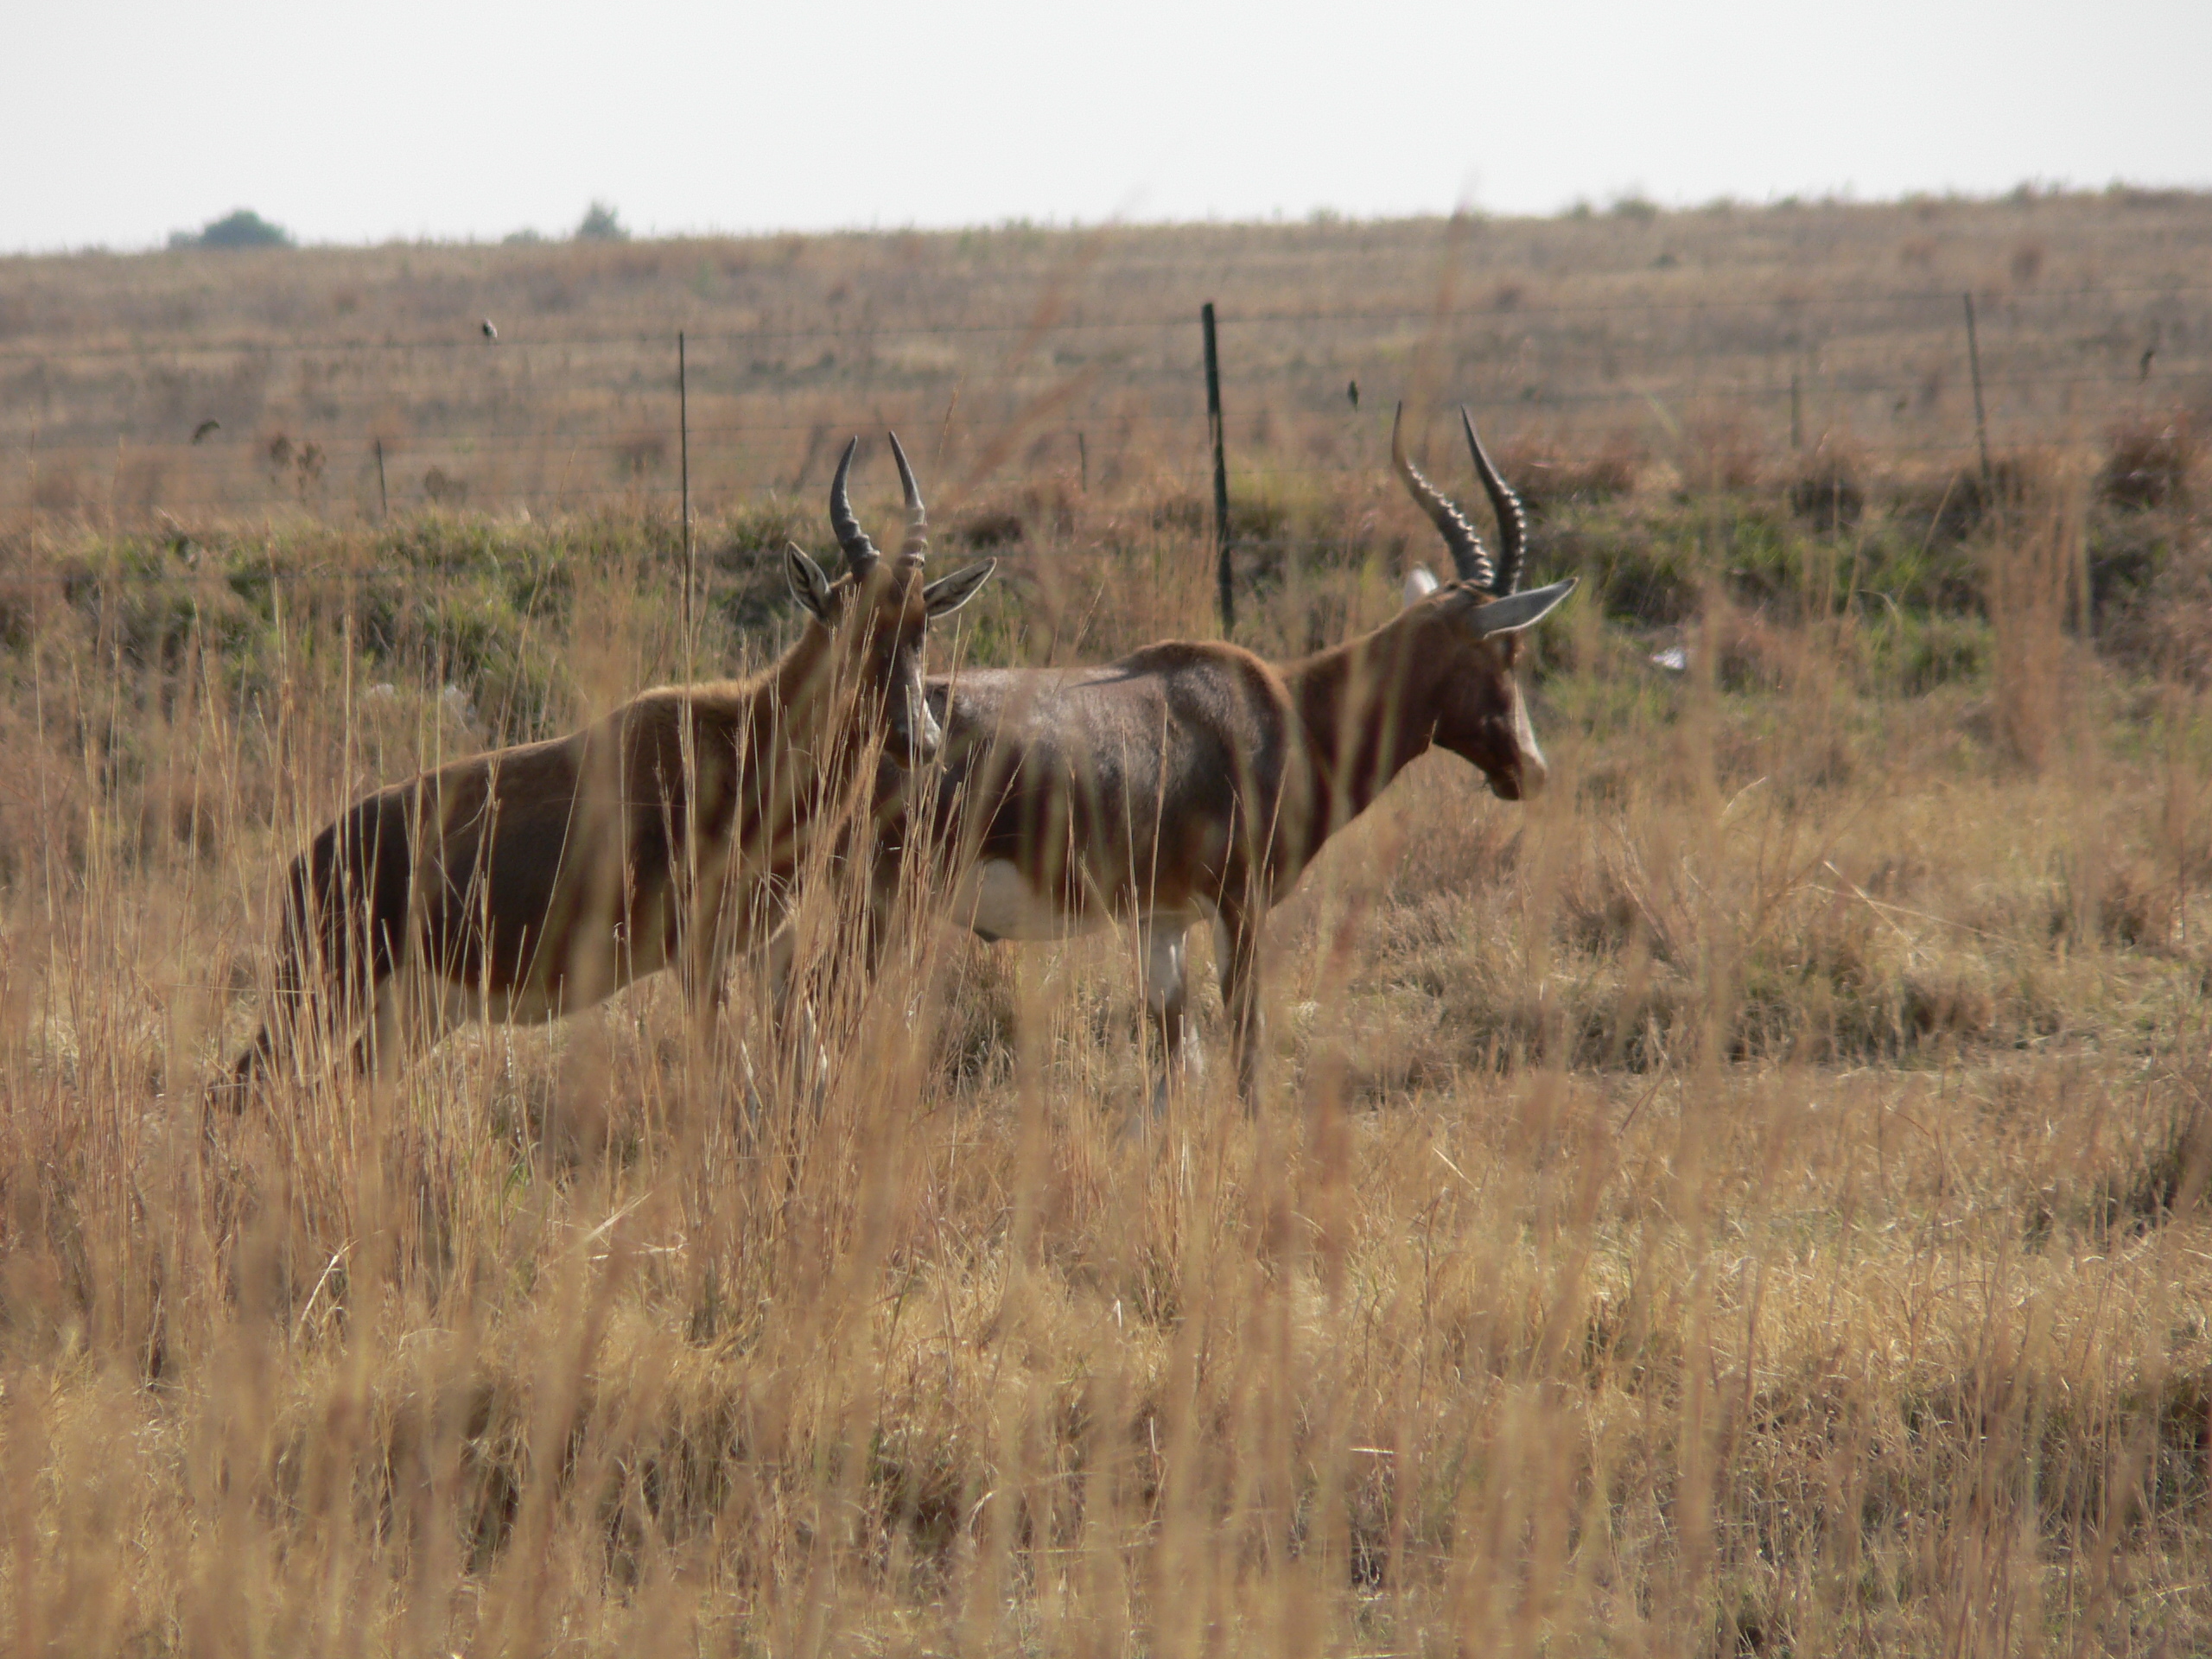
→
(2, 281, 2208, 365)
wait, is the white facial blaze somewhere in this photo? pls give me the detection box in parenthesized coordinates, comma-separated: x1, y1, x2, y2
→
(909, 683, 941, 758)
(1510, 685, 1548, 796)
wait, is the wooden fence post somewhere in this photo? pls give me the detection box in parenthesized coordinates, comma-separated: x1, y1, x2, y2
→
(1203, 302, 1233, 636)
(374, 437, 389, 521)
(1963, 292, 1992, 491)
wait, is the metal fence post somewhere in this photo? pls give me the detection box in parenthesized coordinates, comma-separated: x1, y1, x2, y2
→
(678, 331, 694, 653)
(1203, 302, 1233, 636)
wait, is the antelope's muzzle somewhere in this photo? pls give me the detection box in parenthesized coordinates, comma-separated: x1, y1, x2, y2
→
(1501, 691, 1548, 800)
(893, 690, 942, 766)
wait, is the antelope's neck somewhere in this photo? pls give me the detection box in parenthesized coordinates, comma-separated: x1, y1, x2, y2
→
(752, 620, 878, 806)
(1285, 615, 1439, 842)
(761, 622, 850, 756)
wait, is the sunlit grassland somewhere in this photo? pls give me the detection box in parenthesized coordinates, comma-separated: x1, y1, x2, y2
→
(3, 448, 2212, 1654)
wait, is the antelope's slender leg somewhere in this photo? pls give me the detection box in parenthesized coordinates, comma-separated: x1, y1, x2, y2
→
(357, 978, 404, 1079)
(226, 996, 322, 1102)
(230, 949, 320, 1096)
(1139, 912, 1199, 1115)
(1215, 903, 1264, 1106)
(760, 913, 799, 1032)
(356, 968, 469, 1080)
(765, 907, 823, 1101)
(763, 836, 900, 1052)
(678, 872, 740, 1051)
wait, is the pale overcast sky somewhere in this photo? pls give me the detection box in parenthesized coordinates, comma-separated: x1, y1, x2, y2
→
(6, 0, 2207, 251)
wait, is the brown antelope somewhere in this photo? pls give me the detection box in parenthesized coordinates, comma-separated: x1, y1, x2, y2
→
(849, 405, 1573, 1105)
(231, 435, 995, 1089)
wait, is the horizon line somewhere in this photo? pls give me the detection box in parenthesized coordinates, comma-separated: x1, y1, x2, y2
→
(10, 177, 2212, 263)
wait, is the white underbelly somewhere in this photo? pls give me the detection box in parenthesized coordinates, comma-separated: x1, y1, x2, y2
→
(953, 858, 1102, 942)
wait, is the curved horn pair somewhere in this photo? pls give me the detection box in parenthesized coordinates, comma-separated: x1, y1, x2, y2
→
(827, 432, 929, 579)
(1389, 404, 1529, 596)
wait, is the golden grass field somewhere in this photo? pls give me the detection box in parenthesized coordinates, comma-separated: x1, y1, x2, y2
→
(3, 194, 2212, 1655)
(5, 186, 2209, 525)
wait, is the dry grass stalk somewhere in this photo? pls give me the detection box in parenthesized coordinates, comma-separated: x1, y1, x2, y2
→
(1980, 451, 2088, 770)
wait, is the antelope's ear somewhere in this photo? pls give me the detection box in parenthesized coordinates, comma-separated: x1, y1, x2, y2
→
(1402, 564, 1440, 607)
(785, 543, 836, 621)
(1454, 576, 1578, 639)
(923, 557, 996, 619)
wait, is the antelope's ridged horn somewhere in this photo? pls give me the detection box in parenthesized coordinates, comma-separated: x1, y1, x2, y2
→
(1460, 406, 1527, 596)
(829, 435, 880, 577)
(1389, 404, 1496, 592)
(887, 429, 927, 566)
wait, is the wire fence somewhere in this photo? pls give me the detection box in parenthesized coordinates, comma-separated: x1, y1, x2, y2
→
(5, 280, 2208, 531)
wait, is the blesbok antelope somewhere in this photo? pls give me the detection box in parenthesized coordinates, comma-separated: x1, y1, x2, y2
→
(230, 435, 995, 1090)
(855, 405, 1573, 1104)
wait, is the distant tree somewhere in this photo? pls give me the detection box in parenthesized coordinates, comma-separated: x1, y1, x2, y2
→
(575, 201, 628, 242)
(170, 209, 293, 251)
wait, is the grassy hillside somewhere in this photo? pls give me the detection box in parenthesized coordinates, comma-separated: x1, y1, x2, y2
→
(4, 189, 2209, 526)
(3, 391, 2212, 1649)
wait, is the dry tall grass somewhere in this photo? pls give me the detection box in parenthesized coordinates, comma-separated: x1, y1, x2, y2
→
(1982, 454, 2088, 770)
(3, 443, 2212, 1654)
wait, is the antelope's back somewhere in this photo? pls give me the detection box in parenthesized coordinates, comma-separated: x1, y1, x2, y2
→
(919, 645, 1295, 908)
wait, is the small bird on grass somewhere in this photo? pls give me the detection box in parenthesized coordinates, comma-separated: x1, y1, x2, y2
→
(2140, 346, 2156, 381)
(1346, 378, 1360, 410)
(481, 318, 498, 340)
(191, 418, 219, 443)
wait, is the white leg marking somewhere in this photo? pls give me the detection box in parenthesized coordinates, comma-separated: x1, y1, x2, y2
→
(1139, 917, 1186, 1016)
(1138, 912, 1203, 1108)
